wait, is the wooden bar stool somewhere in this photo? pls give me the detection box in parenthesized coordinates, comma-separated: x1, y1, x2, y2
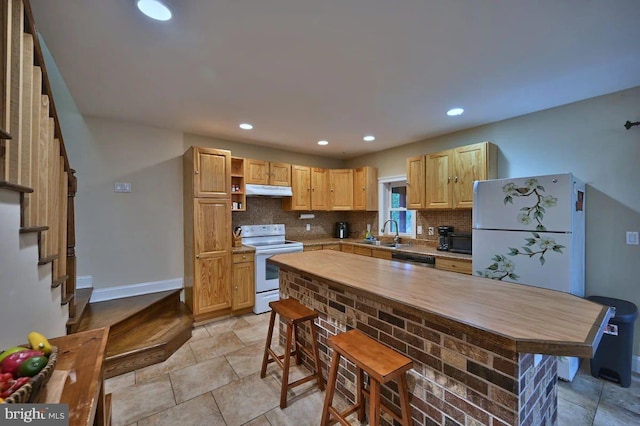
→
(260, 298, 325, 409)
(321, 329, 413, 426)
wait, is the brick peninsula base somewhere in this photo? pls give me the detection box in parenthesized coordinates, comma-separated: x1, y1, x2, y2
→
(279, 269, 558, 426)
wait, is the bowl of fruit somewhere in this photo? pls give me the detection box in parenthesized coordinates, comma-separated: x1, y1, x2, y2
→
(0, 332, 57, 404)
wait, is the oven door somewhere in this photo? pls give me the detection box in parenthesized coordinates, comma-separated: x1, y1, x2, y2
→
(255, 246, 303, 293)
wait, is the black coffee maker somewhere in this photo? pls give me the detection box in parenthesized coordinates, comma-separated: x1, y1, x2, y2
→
(437, 226, 454, 251)
(335, 222, 350, 239)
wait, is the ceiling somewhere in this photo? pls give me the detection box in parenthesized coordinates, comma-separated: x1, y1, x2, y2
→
(29, 0, 640, 159)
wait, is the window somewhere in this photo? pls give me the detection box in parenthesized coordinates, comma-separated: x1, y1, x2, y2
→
(379, 177, 416, 238)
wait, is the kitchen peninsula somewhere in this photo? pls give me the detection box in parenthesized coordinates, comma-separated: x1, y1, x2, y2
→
(268, 250, 610, 426)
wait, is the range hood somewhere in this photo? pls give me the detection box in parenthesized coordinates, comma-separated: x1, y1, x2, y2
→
(245, 184, 293, 197)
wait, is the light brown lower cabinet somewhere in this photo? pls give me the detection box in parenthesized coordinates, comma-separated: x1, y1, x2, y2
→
(353, 246, 372, 257)
(435, 258, 472, 275)
(371, 248, 392, 260)
(232, 253, 255, 311)
(322, 244, 340, 251)
(340, 244, 354, 253)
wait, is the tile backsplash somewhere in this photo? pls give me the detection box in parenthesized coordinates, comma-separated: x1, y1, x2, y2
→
(231, 197, 471, 242)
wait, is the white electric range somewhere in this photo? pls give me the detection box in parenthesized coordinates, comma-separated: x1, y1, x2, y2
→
(241, 224, 303, 314)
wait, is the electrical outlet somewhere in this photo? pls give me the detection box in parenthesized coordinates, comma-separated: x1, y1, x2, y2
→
(114, 182, 131, 193)
(417, 226, 423, 235)
(306, 224, 311, 231)
(626, 231, 639, 245)
(428, 227, 434, 236)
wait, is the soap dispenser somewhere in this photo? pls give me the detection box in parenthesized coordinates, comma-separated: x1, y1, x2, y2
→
(365, 224, 373, 240)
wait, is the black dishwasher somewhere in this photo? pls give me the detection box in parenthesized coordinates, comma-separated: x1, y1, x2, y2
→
(391, 252, 436, 267)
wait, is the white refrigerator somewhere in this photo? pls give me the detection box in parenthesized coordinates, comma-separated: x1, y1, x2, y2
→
(472, 173, 586, 381)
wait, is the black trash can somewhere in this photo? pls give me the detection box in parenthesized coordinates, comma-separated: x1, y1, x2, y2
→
(587, 296, 638, 387)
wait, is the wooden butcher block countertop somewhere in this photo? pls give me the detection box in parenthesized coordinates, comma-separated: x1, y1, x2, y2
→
(269, 250, 611, 358)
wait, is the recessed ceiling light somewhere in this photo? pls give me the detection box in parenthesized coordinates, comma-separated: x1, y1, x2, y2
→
(239, 123, 253, 130)
(317, 140, 329, 146)
(136, 0, 172, 21)
(446, 108, 464, 116)
(363, 135, 375, 142)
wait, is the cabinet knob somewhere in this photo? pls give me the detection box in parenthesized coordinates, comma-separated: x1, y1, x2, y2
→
(242, 255, 246, 259)
(194, 170, 200, 174)
(454, 176, 459, 183)
(407, 181, 410, 186)
(447, 176, 451, 183)
(196, 254, 200, 259)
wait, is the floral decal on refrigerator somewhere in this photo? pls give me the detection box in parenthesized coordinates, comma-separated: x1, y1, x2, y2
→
(502, 178, 557, 231)
(476, 178, 564, 280)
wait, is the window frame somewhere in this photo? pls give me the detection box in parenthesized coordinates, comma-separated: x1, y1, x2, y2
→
(378, 175, 416, 239)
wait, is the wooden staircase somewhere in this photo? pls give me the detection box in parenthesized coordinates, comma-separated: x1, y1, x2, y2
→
(76, 290, 193, 379)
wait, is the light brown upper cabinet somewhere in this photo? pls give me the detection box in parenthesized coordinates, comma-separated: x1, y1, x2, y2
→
(283, 165, 311, 210)
(425, 141, 497, 209)
(310, 167, 329, 210)
(283, 166, 329, 211)
(329, 169, 354, 210)
(353, 166, 378, 211)
(185, 147, 232, 198)
(245, 159, 292, 186)
(406, 155, 426, 209)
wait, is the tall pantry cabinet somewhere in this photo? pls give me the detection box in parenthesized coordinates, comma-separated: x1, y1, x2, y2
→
(183, 147, 233, 322)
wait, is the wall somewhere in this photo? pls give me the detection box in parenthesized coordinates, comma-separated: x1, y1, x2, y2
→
(0, 191, 68, 349)
(346, 87, 640, 360)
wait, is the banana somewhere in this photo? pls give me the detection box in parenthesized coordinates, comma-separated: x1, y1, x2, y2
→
(27, 331, 52, 356)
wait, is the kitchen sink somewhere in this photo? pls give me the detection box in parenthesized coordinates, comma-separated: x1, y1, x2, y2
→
(361, 240, 410, 249)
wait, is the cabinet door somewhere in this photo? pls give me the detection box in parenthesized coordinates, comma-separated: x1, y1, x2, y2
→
(353, 246, 372, 257)
(194, 148, 231, 198)
(232, 260, 255, 310)
(270, 162, 292, 186)
(311, 168, 329, 210)
(453, 142, 487, 209)
(195, 253, 232, 314)
(193, 199, 232, 315)
(246, 159, 269, 185)
(406, 156, 425, 209)
(329, 169, 354, 210)
(425, 150, 453, 209)
(353, 166, 378, 211)
(290, 165, 311, 210)
(194, 199, 231, 254)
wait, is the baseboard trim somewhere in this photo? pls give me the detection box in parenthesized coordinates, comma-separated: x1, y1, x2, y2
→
(89, 278, 183, 303)
(634, 355, 640, 374)
(76, 275, 93, 289)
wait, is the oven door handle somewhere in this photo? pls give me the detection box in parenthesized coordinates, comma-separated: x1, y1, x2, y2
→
(256, 247, 303, 256)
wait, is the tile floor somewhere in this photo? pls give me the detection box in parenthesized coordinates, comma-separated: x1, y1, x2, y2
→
(106, 312, 640, 425)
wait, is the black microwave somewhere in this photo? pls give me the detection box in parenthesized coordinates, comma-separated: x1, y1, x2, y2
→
(448, 232, 472, 254)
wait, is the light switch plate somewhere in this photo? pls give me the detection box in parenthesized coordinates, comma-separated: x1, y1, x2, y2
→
(417, 226, 423, 234)
(626, 231, 639, 245)
(114, 182, 131, 193)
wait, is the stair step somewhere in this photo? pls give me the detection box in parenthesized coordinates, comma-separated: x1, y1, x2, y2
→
(75, 290, 193, 379)
(0, 180, 33, 193)
(38, 254, 58, 265)
(104, 303, 193, 378)
(51, 275, 68, 289)
(66, 288, 93, 334)
(77, 290, 182, 331)
(20, 225, 48, 233)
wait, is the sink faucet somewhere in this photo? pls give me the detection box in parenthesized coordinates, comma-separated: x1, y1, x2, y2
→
(381, 219, 400, 245)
